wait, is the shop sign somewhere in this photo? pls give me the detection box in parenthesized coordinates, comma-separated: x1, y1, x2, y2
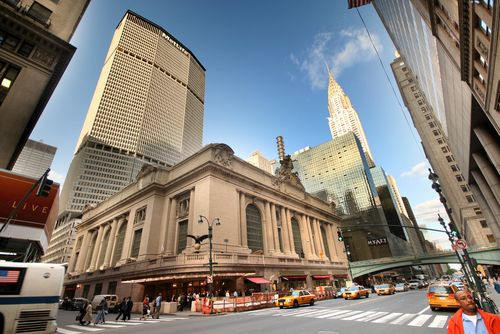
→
(367, 238, 388, 246)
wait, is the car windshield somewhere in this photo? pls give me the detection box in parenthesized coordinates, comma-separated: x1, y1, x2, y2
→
(378, 284, 389, 288)
(429, 286, 454, 294)
(347, 286, 359, 291)
(396, 283, 404, 287)
(287, 291, 300, 297)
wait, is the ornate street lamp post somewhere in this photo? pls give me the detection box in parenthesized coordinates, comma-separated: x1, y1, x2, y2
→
(197, 215, 220, 298)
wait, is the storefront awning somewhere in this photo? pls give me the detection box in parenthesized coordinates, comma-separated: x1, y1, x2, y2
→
(281, 275, 307, 280)
(246, 277, 270, 284)
(312, 275, 331, 279)
(333, 274, 348, 279)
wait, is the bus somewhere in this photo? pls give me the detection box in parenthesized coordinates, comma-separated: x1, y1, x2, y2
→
(0, 262, 65, 334)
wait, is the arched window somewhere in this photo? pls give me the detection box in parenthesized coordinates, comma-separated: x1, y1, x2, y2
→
(321, 225, 331, 260)
(112, 222, 127, 266)
(246, 204, 263, 252)
(291, 218, 303, 258)
(97, 229, 110, 268)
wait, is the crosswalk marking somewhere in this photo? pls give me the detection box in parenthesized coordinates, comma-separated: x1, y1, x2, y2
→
(105, 321, 141, 325)
(390, 313, 416, 325)
(332, 310, 362, 319)
(358, 311, 388, 322)
(56, 328, 81, 334)
(294, 309, 336, 317)
(342, 311, 375, 321)
(372, 312, 402, 323)
(428, 315, 448, 328)
(92, 324, 125, 328)
(315, 310, 344, 318)
(324, 310, 351, 319)
(279, 308, 318, 317)
(66, 325, 103, 332)
(408, 314, 432, 327)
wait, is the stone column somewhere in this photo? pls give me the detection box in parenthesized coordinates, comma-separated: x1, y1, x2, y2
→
(88, 225, 104, 271)
(103, 218, 118, 268)
(270, 203, 281, 253)
(240, 192, 248, 247)
(280, 207, 291, 254)
(285, 209, 296, 255)
(119, 216, 133, 263)
(306, 216, 317, 257)
(299, 214, 312, 258)
(264, 201, 275, 254)
(326, 224, 338, 259)
(314, 219, 325, 259)
(165, 197, 177, 255)
(75, 231, 90, 273)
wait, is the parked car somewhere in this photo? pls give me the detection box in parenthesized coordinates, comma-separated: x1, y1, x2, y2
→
(276, 290, 315, 309)
(427, 284, 459, 311)
(395, 283, 408, 292)
(343, 286, 369, 299)
(409, 279, 422, 289)
(375, 283, 395, 295)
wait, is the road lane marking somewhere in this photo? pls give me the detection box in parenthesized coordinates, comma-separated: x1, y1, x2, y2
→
(428, 315, 448, 328)
(66, 325, 103, 332)
(357, 311, 388, 322)
(408, 314, 432, 327)
(56, 328, 81, 334)
(390, 313, 416, 325)
(341, 311, 375, 321)
(417, 306, 430, 314)
(372, 312, 402, 323)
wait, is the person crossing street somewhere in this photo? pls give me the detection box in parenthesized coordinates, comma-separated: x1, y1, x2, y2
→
(153, 293, 162, 319)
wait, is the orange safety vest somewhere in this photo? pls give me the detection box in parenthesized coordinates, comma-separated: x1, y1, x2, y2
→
(447, 309, 500, 334)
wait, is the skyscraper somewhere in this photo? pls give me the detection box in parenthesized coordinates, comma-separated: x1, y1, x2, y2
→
(327, 68, 374, 166)
(59, 11, 206, 214)
(11, 139, 56, 179)
(246, 151, 275, 175)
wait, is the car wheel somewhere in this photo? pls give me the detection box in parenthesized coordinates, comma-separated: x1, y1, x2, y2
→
(431, 307, 437, 311)
(279, 306, 284, 309)
(366, 294, 369, 298)
(293, 300, 299, 308)
(310, 299, 314, 306)
(344, 298, 348, 300)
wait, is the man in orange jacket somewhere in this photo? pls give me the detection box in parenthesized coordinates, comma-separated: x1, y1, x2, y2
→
(448, 289, 499, 333)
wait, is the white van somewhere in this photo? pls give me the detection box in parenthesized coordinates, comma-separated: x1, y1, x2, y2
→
(91, 294, 118, 312)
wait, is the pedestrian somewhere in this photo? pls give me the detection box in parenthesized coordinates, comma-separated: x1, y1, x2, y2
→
(139, 296, 149, 320)
(447, 289, 499, 333)
(233, 290, 238, 298)
(153, 293, 162, 319)
(78, 301, 91, 326)
(116, 297, 127, 321)
(124, 297, 133, 321)
(94, 298, 108, 325)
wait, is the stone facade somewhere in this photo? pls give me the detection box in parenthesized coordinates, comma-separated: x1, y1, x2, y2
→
(64, 144, 348, 302)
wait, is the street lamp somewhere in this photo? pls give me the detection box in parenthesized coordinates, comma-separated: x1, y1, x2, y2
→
(198, 215, 220, 298)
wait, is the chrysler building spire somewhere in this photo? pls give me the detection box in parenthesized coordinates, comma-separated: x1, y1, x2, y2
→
(327, 68, 374, 166)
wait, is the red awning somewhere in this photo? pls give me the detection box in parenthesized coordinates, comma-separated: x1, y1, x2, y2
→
(313, 275, 332, 279)
(246, 277, 270, 284)
(281, 275, 307, 280)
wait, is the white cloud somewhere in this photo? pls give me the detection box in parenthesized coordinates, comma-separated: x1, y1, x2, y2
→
(291, 28, 382, 90)
(401, 161, 429, 178)
(413, 197, 447, 222)
(48, 170, 65, 184)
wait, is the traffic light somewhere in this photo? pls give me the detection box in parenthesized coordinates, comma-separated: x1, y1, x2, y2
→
(36, 174, 53, 197)
(337, 230, 344, 242)
(448, 222, 461, 239)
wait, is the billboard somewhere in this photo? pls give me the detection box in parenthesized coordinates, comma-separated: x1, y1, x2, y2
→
(0, 170, 59, 236)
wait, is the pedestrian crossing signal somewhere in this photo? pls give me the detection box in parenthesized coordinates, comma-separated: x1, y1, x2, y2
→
(36, 174, 53, 197)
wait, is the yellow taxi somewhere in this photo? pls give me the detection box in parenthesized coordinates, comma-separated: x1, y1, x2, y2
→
(342, 285, 369, 299)
(427, 284, 459, 311)
(276, 290, 315, 309)
(375, 283, 395, 295)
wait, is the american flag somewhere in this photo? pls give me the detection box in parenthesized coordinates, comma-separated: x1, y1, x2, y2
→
(348, 0, 372, 9)
(0, 269, 20, 284)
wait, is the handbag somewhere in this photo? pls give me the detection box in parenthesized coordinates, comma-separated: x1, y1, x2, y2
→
(75, 314, 81, 321)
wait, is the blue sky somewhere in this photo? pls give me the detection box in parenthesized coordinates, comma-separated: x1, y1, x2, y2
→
(31, 0, 449, 248)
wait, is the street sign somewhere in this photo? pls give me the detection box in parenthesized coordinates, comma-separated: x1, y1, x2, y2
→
(207, 275, 213, 284)
(455, 239, 468, 250)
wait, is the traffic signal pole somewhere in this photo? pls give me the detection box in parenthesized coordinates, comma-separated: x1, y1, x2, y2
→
(0, 168, 51, 234)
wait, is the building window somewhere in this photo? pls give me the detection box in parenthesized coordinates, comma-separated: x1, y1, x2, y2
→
(94, 283, 102, 296)
(480, 220, 488, 228)
(451, 164, 460, 172)
(456, 175, 464, 182)
(291, 218, 303, 258)
(480, 0, 494, 10)
(442, 146, 449, 153)
(0, 63, 20, 106)
(474, 207, 482, 215)
(176, 220, 188, 254)
(461, 184, 469, 192)
(27, 2, 52, 25)
(0, 33, 20, 51)
(246, 204, 263, 253)
(82, 285, 90, 299)
(446, 155, 455, 163)
(486, 234, 495, 243)
(433, 130, 440, 136)
(478, 18, 492, 36)
(17, 42, 34, 57)
(437, 138, 444, 144)
(130, 228, 142, 258)
(429, 122, 435, 128)
(107, 281, 117, 295)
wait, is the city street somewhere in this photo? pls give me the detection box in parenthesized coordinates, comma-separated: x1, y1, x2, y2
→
(55, 290, 455, 334)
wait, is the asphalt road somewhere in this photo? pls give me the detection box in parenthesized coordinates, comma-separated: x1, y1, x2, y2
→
(55, 290, 456, 334)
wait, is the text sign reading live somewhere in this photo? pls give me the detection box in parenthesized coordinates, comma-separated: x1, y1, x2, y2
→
(367, 238, 388, 246)
(0, 170, 59, 229)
